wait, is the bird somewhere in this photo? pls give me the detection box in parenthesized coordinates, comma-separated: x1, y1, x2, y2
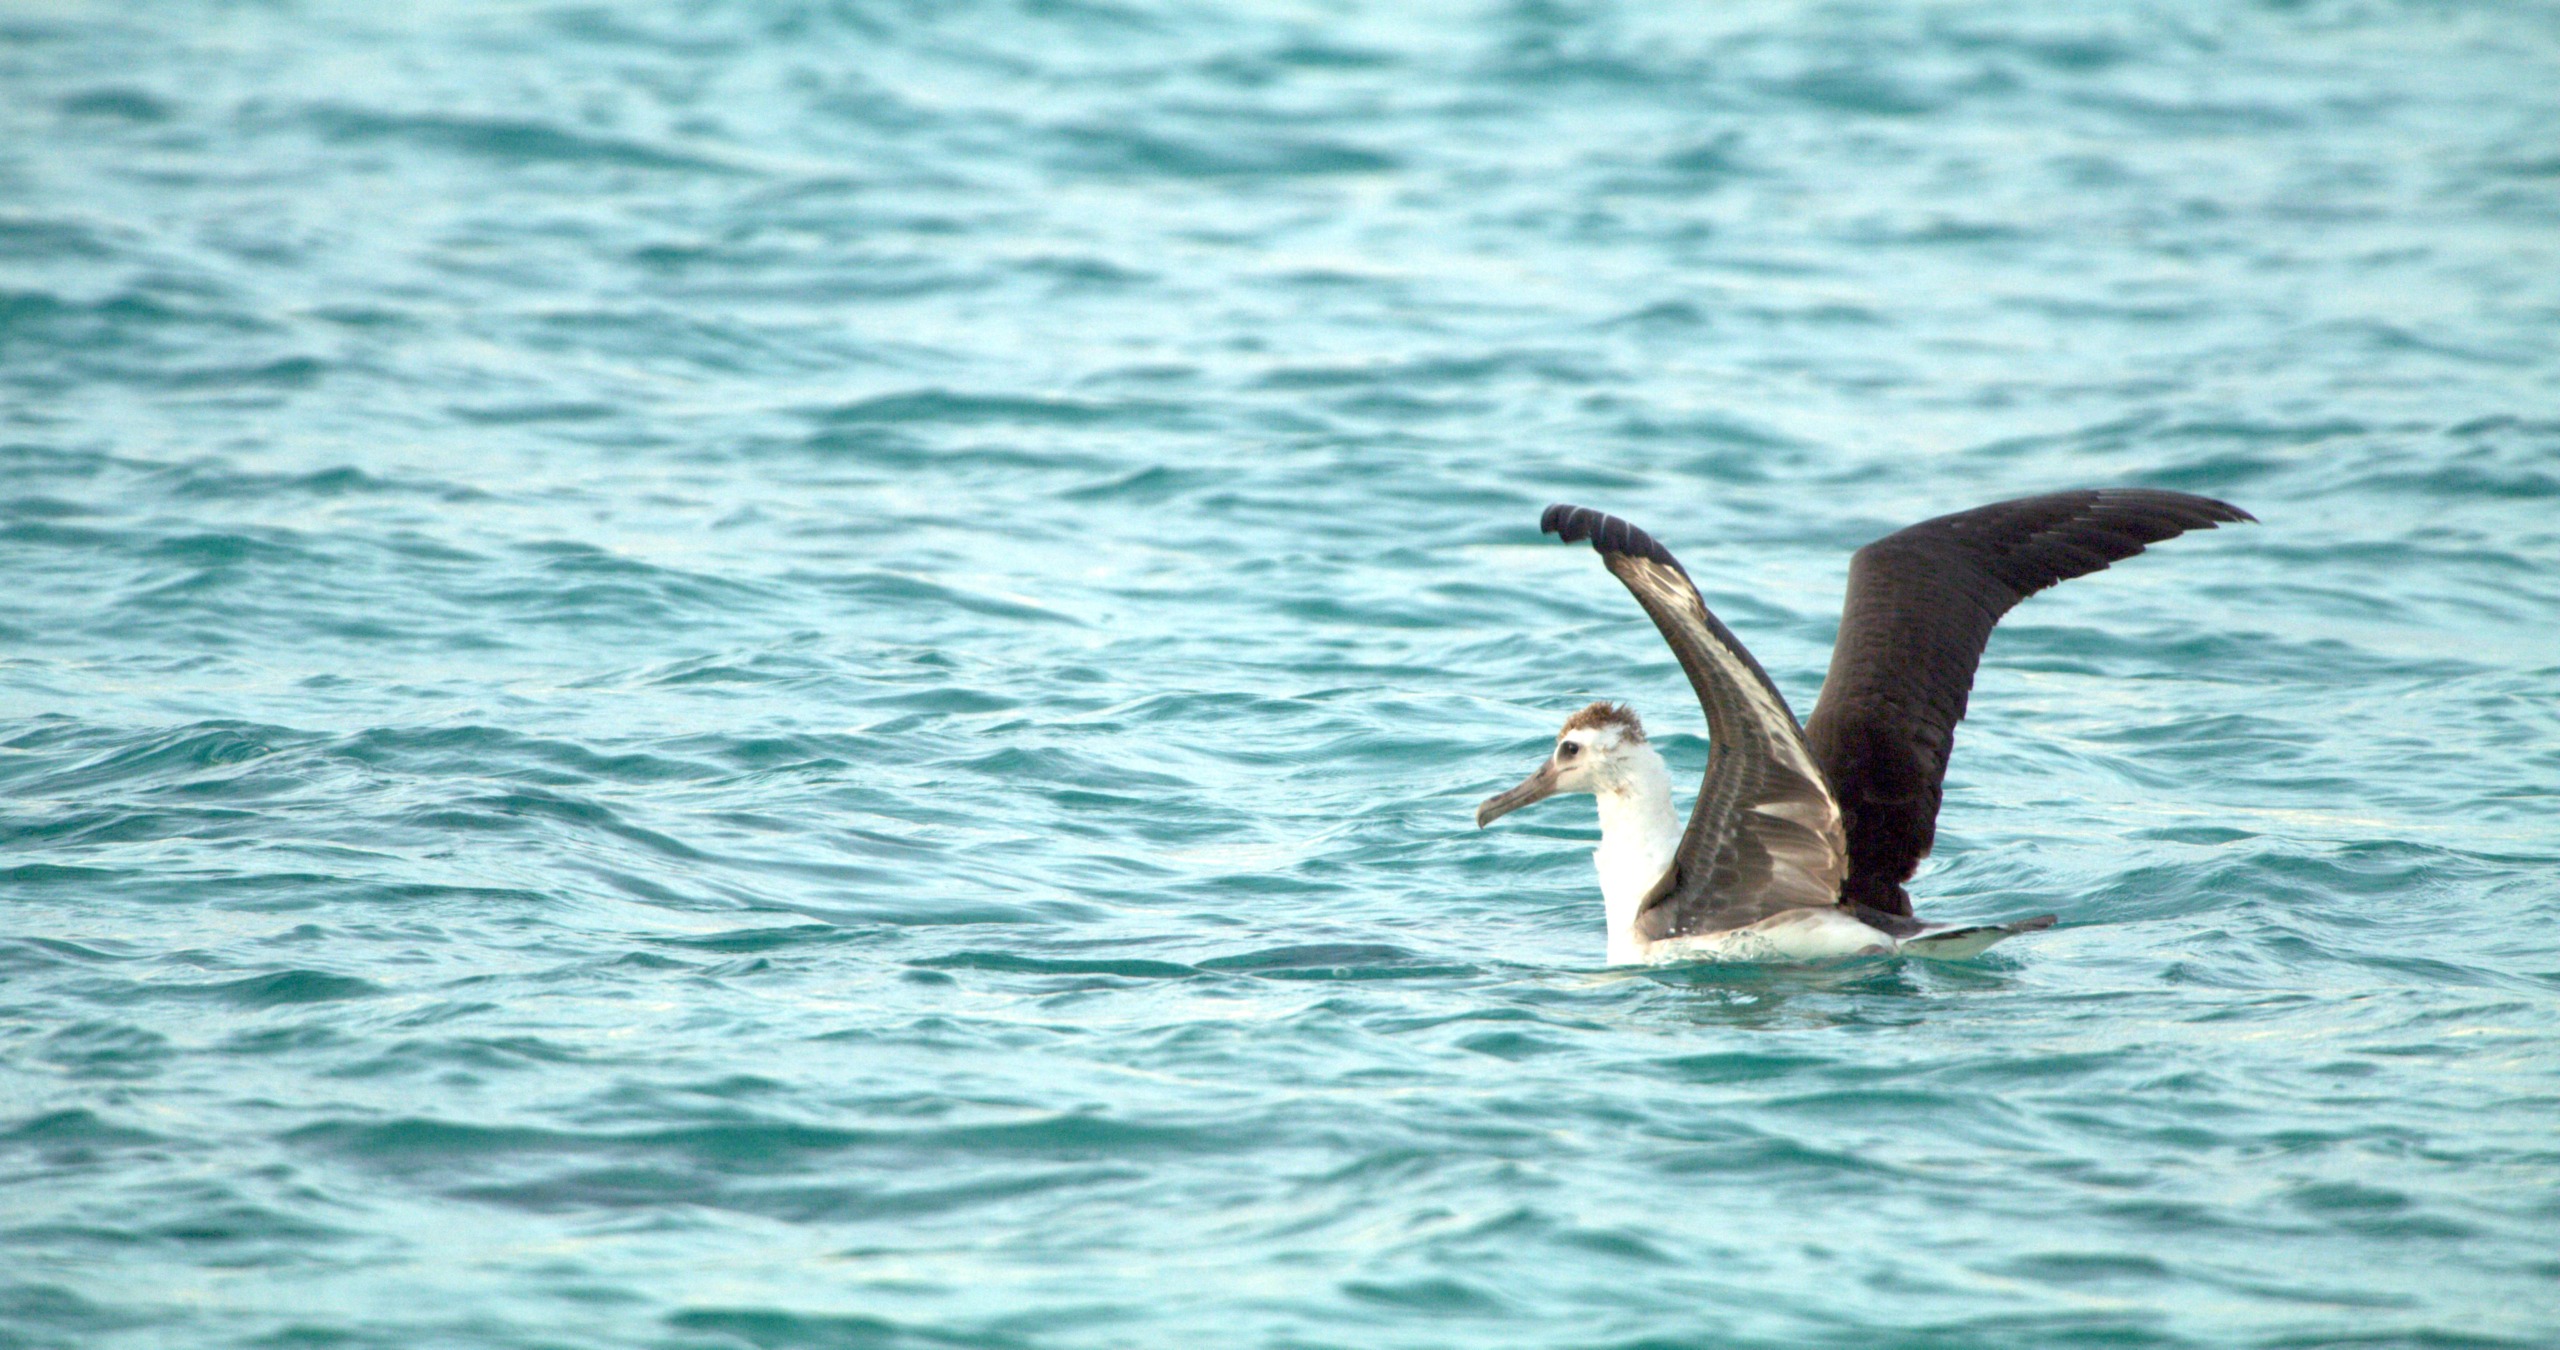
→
(1474, 489, 2254, 964)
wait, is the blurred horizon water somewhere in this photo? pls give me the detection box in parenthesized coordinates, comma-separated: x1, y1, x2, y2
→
(4, 2, 2559, 1347)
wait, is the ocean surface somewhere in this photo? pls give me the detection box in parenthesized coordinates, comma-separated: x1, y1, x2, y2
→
(5, 3, 2558, 1346)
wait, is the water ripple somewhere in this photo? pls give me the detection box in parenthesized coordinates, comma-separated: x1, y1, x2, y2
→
(3, 2, 2558, 1348)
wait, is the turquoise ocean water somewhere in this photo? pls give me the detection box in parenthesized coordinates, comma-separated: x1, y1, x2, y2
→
(5, 3, 2559, 1346)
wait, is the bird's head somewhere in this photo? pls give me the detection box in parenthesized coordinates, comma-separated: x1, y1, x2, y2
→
(1474, 701, 1649, 827)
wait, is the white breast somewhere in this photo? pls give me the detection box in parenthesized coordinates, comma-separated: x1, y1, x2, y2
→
(1588, 745, 1681, 965)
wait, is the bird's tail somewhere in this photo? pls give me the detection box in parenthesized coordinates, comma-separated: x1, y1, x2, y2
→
(1899, 914, 2058, 961)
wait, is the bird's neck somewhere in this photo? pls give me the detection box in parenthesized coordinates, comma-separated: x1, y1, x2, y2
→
(1591, 743, 1680, 964)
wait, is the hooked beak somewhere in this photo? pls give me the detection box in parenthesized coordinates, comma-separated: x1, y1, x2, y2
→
(1475, 760, 1559, 828)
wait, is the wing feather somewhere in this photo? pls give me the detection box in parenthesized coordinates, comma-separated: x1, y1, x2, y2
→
(1542, 505, 1846, 936)
(1802, 488, 2254, 915)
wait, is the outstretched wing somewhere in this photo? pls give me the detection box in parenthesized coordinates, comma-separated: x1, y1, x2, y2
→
(1543, 505, 1846, 938)
(1803, 488, 2254, 916)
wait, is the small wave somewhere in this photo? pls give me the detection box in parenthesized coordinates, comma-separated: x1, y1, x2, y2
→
(0, 216, 119, 260)
(0, 1107, 169, 1153)
(1052, 124, 1398, 179)
(157, 969, 383, 1008)
(56, 87, 175, 122)
(292, 104, 750, 175)
(20, 721, 301, 797)
(811, 387, 1194, 430)
(912, 951, 1198, 979)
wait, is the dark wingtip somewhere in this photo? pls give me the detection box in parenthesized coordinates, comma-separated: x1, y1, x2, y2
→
(2091, 488, 2258, 528)
(2169, 492, 2256, 528)
(1540, 504, 1687, 575)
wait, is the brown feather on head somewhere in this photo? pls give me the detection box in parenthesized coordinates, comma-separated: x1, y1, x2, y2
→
(1480, 700, 1650, 828)
(1560, 701, 1644, 741)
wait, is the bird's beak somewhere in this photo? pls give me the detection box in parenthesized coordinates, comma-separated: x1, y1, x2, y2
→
(1475, 760, 1559, 828)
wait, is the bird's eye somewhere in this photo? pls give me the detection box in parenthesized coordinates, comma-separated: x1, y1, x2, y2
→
(1557, 742, 1580, 759)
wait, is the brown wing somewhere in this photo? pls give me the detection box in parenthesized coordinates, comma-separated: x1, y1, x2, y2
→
(1802, 489, 2254, 916)
(1542, 506, 1846, 937)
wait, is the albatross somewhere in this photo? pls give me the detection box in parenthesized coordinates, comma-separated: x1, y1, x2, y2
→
(1475, 489, 2253, 964)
